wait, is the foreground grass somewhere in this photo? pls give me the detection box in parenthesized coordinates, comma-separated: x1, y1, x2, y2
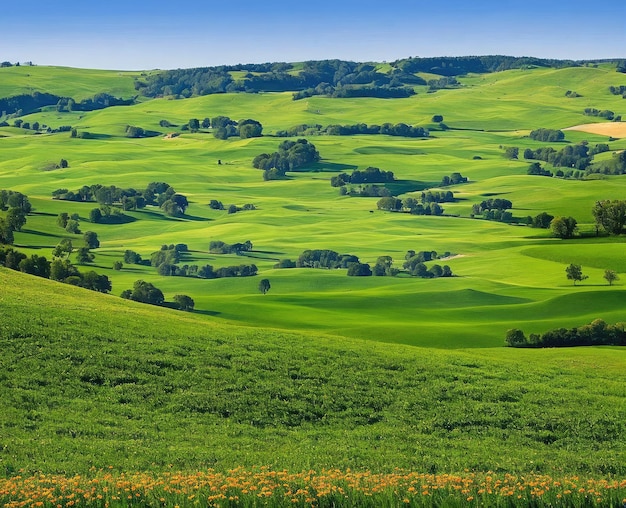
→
(2, 469, 626, 507)
(1, 268, 625, 477)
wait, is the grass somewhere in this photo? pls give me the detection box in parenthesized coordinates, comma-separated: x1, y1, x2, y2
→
(1, 267, 625, 477)
(1, 64, 626, 497)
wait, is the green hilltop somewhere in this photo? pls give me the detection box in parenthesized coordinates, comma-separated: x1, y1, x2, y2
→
(0, 56, 625, 476)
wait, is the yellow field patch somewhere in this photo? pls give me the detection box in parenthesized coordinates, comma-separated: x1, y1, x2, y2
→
(564, 122, 626, 138)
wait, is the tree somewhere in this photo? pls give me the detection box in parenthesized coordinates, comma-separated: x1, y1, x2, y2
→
(565, 264, 588, 285)
(52, 239, 73, 258)
(83, 231, 100, 249)
(122, 280, 164, 305)
(347, 263, 372, 276)
(504, 147, 519, 159)
(0, 218, 14, 245)
(258, 278, 271, 295)
(174, 294, 195, 311)
(604, 269, 619, 286)
(532, 212, 554, 229)
(81, 271, 112, 293)
(432, 115, 444, 123)
(113, 261, 123, 270)
(19, 255, 51, 278)
(89, 208, 102, 223)
(505, 328, 527, 347)
(550, 216, 577, 239)
(50, 258, 78, 281)
(65, 219, 81, 234)
(188, 118, 200, 132)
(592, 200, 626, 235)
(76, 247, 95, 264)
(6, 208, 26, 232)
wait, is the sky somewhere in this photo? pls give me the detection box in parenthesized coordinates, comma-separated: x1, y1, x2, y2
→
(2, 0, 625, 70)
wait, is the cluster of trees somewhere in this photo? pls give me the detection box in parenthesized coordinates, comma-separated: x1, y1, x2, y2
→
(331, 167, 395, 187)
(377, 196, 445, 216)
(394, 55, 579, 76)
(551, 216, 578, 239)
(150, 244, 188, 269)
(506, 319, 626, 348)
(209, 240, 253, 254)
(252, 139, 320, 180)
(209, 200, 256, 214)
(528, 128, 565, 142)
(586, 150, 626, 175)
(125, 125, 159, 138)
(608, 85, 626, 97)
(0, 92, 64, 116)
(203, 116, 263, 140)
(120, 280, 195, 311)
(565, 90, 581, 98)
(472, 198, 513, 223)
(440, 172, 468, 186)
(427, 77, 460, 90)
(0, 190, 31, 244)
(592, 200, 626, 235)
(293, 85, 416, 100)
(277, 248, 455, 279)
(0, 244, 111, 293)
(52, 182, 188, 218)
(55, 93, 135, 112)
(138, 60, 417, 99)
(137, 57, 591, 100)
(276, 122, 429, 138)
(296, 249, 360, 269)
(523, 142, 609, 172)
(158, 261, 258, 279)
(527, 162, 554, 177)
(340, 185, 392, 198)
(583, 108, 617, 120)
(403, 250, 453, 278)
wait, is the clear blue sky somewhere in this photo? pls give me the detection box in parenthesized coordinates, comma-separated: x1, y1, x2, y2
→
(3, 0, 625, 70)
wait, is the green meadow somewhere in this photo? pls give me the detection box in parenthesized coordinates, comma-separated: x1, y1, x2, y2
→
(1, 62, 626, 479)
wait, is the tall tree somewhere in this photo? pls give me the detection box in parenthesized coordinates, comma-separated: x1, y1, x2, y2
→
(565, 264, 588, 286)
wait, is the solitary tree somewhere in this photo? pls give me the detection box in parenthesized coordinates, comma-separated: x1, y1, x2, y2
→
(174, 294, 195, 311)
(565, 264, 588, 285)
(258, 278, 271, 295)
(603, 269, 619, 286)
(83, 231, 100, 249)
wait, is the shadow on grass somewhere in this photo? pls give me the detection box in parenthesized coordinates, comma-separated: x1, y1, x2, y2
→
(387, 180, 431, 194)
(136, 209, 211, 222)
(292, 161, 358, 173)
(20, 229, 61, 238)
(192, 309, 222, 317)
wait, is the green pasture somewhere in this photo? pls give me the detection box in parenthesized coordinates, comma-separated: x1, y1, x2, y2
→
(1, 64, 626, 349)
(0, 65, 141, 101)
(0, 268, 624, 475)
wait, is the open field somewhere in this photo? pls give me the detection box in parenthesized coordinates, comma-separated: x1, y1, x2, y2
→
(1, 62, 626, 498)
(565, 121, 626, 138)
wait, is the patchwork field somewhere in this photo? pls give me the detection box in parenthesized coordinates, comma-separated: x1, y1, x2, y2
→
(1, 61, 625, 502)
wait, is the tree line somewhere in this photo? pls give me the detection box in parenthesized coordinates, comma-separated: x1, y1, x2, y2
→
(274, 248, 454, 279)
(506, 319, 626, 348)
(331, 167, 395, 187)
(253, 139, 320, 180)
(52, 182, 189, 218)
(276, 122, 428, 138)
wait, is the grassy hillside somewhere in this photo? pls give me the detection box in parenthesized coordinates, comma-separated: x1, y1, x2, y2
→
(0, 65, 141, 100)
(1, 62, 626, 506)
(1, 64, 625, 346)
(1, 267, 625, 476)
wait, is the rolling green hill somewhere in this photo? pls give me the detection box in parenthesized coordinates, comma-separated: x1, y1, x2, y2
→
(1, 60, 626, 484)
(1, 267, 624, 476)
